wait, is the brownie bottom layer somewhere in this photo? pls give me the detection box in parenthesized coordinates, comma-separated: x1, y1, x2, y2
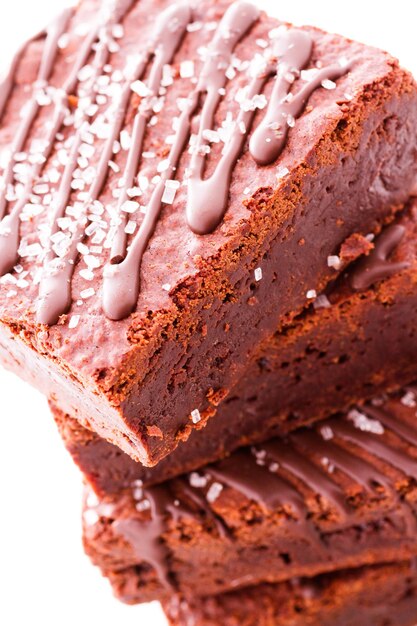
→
(160, 561, 417, 626)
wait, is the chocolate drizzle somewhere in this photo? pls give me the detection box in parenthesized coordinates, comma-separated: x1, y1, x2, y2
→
(0, 0, 352, 324)
(249, 31, 350, 166)
(349, 224, 409, 291)
(0, 8, 73, 277)
(37, 2, 191, 324)
(107, 394, 417, 588)
(102, 1, 261, 320)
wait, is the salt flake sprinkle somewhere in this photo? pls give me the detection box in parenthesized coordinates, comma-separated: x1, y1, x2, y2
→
(206, 481, 223, 503)
(306, 289, 317, 299)
(254, 267, 262, 281)
(191, 408, 201, 424)
(69, 315, 80, 329)
(348, 409, 384, 435)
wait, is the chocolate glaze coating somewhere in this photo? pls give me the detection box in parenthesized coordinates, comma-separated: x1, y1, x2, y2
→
(1, 0, 417, 465)
(52, 199, 417, 491)
(82, 385, 417, 601)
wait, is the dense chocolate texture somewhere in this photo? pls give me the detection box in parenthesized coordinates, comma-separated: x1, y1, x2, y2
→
(82, 387, 417, 601)
(53, 201, 417, 491)
(161, 562, 417, 626)
(0, 0, 417, 466)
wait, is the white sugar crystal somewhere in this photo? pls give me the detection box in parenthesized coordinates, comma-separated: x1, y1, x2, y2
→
(254, 267, 262, 282)
(84, 255, 101, 269)
(348, 409, 384, 435)
(157, 159, 170, 173)
(180, 60, 194, 78)
(189, 472, 208, 489)
(33, 183, 49, 195)
(321, 78, 337, 90)
(162, 179, 180, 204)
(327, 255, 341, 270)
(191, 408, 201, 424)
(131, 79, 150, 97)
(306, 289, 317, 299)
(79, 143, 95, 159)
(77, 242, 89, 256)
(18, 242, 42, 258)
(136, 499, 151, 512)
(80, 287, 95, 299)
(401, 391, 416, 408)
(277, 167, 289, 180)
(243, 187, 251, 195)
(162, 283, 171, 292)
(313, 294, 331, 310)
(206, 482, 223, 503)
(202, 129, 220, 143)
(121, 200, 139, 213)
(78, 64, 94, 82)
(320, 425, 334, 440)
(69, 315, 80, 329)
(120, 129, 131, 150)
(124, 220, 136, 235)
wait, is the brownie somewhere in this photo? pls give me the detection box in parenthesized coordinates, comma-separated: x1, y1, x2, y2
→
(0, 0, 417, 466)
(81, 386, 417, 602)
(161, 562, 417, 626)
(52, 200, 417, 492)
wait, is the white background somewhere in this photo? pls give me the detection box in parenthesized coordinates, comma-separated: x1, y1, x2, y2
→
(0, 2, 416, 625)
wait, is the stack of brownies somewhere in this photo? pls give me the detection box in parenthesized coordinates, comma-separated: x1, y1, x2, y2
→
(2, 0, 417, 623)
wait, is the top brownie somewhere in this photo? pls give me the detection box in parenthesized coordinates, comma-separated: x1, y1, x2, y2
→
(0, 0, 416, 465)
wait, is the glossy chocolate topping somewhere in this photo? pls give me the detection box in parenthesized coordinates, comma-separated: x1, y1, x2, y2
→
(349, 224, 409, 290)
(107, 391, 417, 586)
(0, 0, 351, 324)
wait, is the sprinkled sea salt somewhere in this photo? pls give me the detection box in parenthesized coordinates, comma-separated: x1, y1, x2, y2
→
(120, 129, 131, 151)
(254, 267, 262, 282)
(162, 179, 180, 204)
(189, 472, 208, 489)
(320, 425, 334, 440)
(162, 283, 171, 292)
(327, 255, 342, 270)
(124, 220, 136, 235)
(80, 287, 95, 299)
(131, 79, 150, 97)
(136, 499, 151, 513)
(306, 289, 317, 299)
(180, 60, 195, 78)
(69, 315, 80, 329)
(206, 482, 223, 503)
(348, 409, 384, 435)
(321, 78, 337, 90)
(121, 200, 139, 214)
(277, 167, 289, 180)
(401, 391, 416, 408)
(191, 408, 201, 424)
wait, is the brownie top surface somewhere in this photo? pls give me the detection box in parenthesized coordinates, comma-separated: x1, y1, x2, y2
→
(0, 0, 403, 373)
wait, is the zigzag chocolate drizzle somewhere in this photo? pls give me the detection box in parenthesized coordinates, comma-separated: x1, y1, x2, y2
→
(109, 392, 417, 587)
(103, 7, 350, 320)
(0, 1, 352, 324)
(102, 1, 261, 319)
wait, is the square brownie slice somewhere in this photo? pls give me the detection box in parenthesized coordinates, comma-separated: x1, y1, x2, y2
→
(82, 386, 417, 601)
(52, 199, 417, 491)
(1, 0, 417, 464)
